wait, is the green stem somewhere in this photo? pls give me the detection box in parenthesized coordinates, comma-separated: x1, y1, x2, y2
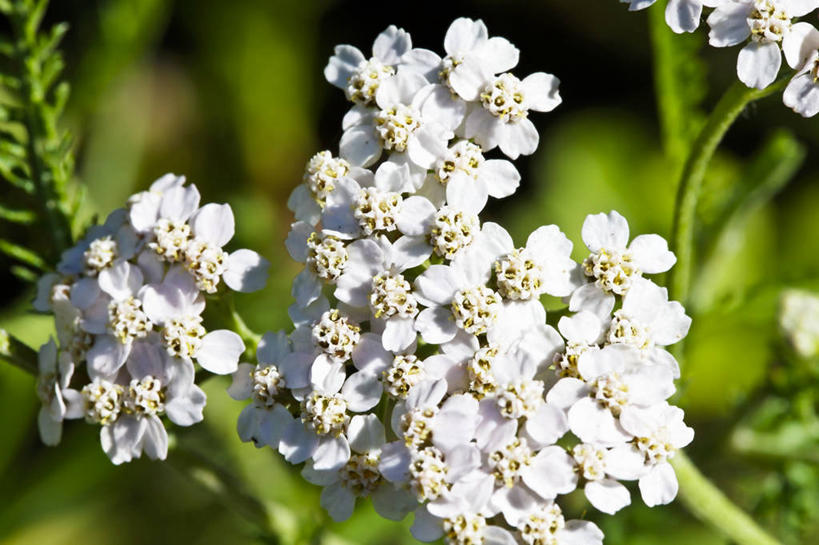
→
(668, 78, 786, 305)
(671, 452, 782, 545)
(0, 328, 38, 375)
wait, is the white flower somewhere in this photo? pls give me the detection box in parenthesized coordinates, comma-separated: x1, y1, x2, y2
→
(127, 173, 189, 233)
(435, 18, 520, 101)
(335, 236, 431, 351)
(63, 340, 206, 465)
(324, 25, 434, 106)
(287, 151, 374, 226)
(228, 331, 293, 449)
(141, 270, 246, 374)
(707, 0, 819, 89)
(571, 443, 633, 514)
(618, 402, 695, 506)
(57, 209, 138, 276)
(320, 163, 416, 240)
(464, 71, 561, 159)
(553, 311, 605, 379)
(35, 338, 72, 446)
(417, 139, 521, 211)
(571, 210, 676, 317)
(782, 22, 819, 117)
(286, 222, 350, 308)
(340, 72, 453, 168)
(514, 501, 604, 545)
(396, 197, 482, 259)
(621, 0, 721, 34)
(83, 260, 150, 378)
(302, 414, 416, 522)
(547, 344, 676, 446)
(607, 277, 692, 378)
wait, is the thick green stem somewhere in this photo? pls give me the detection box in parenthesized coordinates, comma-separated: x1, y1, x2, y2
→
(0, 328, 38, 375)
(668, 78, 786, 305)
(671, 452, 782, 545)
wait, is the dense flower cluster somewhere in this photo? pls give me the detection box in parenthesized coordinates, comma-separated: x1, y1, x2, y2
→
(33, 175, 270, 464)
(228, 18, 695, 545)
(622, 0, 819, 116)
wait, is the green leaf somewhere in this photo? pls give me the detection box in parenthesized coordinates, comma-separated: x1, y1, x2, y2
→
(0, 238, 46, 269)
(0, 203, 36, 223)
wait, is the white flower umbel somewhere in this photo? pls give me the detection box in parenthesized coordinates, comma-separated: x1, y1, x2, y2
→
(707, 0, 819, 89)
(782, 22, 819, 117)
(571, 210, 676, 317)
(464, 70, 561, 159)
(34, 173, 270, 464)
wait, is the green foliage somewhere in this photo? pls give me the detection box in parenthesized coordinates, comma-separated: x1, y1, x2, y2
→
(0, 0, 75, 277)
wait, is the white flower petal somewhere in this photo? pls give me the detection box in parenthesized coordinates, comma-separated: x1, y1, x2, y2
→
(224, 250, 270, 293)
(737, 41, 781, 90)
(585, 478, 631, 514)
(191, 203, 235, 247)
(196, 330, 244, 374)
(639, 462, 679, 506)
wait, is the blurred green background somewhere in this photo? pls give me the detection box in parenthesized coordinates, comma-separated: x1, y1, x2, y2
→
(2, 0, 819, 544)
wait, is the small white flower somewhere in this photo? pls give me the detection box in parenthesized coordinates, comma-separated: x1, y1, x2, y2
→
(340, 72, 453, 168)
(396, 196, 482, 259)
(464, 71, 561, 159)
(335, 236, 431, 351)
(417, 139, 521, 211)
(571, 443, 633, 514)
(229, 331, 294, 449)
(141, 271, 246, 374)
(35, 338, 72, 446)
(324, 25, 435, 106)
(782, 22, 819, 117)
(302, 414, 416, 522)
(571, 210, 676, 317)
(287, 151, 375, 226)
(547, 345, 675, 446)
(607, 277, 692, 378)
(514, 501, 604, 545)
(707, 0, 819, 89)
(435, 18, 520, 101)
(553, 311, 605, 379)
(618, 402, 694, 506)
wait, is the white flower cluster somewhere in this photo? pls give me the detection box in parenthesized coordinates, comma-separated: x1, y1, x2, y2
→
(623, 0, 819, 116)
(33, 174, 270, 464)
(230, 19, 695, 545)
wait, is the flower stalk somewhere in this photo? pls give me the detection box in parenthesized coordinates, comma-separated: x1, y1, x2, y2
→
(668, 78, 787, 306)
(671, 452, 782, 545)
(0, 328, 38, 375)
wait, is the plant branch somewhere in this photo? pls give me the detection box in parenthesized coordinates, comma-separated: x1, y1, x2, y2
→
(668, 78, 787, 305)
(672, 452, 783, 545)
(0, 328, 38, 375)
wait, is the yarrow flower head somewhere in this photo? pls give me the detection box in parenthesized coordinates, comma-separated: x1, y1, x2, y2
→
(227, 16, 696, 545)
(33, 174, 270, 463)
